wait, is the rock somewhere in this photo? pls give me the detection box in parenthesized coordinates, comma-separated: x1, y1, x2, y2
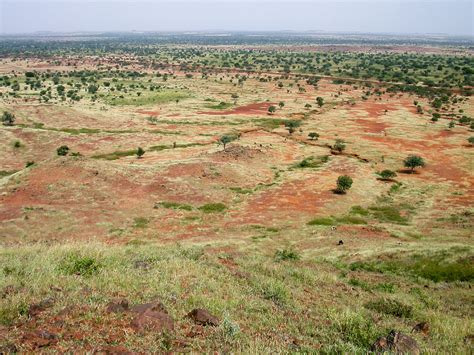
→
(23, 329, 59, 349)
(131, 308, 174, 333)
(0, 343, 18, 354)
(130, 300, 167, 314)
(28, 298, 55, 317)
(106, 298, 129, 313)
(187, 308, 219, 326)
(412, 322, 429, 335)
(371, 330, 420, 354)
(130, 300, 173, 333)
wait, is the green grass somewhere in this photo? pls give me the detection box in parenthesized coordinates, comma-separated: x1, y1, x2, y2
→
(133, 217, 149, 228)
(198, 203, 227, 213)
(106, 90, 190, 106)
(365, 298, 413, 318)
(307, 215, 367, 226)
(230, 187, 253, 194)
(155, 201, 193, 211)
(307, 217, 334, 226)
(368, 205, 409, 224)
(0, 170, 18, 178)
(292, 155, 329, 169)
(92, 149, 138, 160)
(205, 101, 233, 110)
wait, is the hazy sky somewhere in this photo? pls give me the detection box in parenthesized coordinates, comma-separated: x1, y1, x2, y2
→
(0, 0, 472, 35)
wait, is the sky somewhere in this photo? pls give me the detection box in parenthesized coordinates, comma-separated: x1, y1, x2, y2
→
(0, 0, 472, 36)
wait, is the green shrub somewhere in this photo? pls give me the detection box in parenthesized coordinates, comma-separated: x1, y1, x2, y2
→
(59, 253, 101, 277)
(274, 248, 300, 261)
(155, 201, 193, 211)
(307, 217, 334, 226)
(365, 298, 413, 318)
(56, 145, 70, 156)
(198, 203, 227, 213)
(133, 217, 149, 228)
(261, 281, 289, 305)
(331, 311, 381, 348)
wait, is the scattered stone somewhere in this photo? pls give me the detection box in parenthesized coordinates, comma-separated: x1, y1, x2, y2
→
(130, 300, 174, 333)
(187, 308, 219, 326)
(28, 297, 55, 317)
(412, 322, 429, 335)
(23, 329, 59, 349)
(371, 330, 420, 354)
(106, 298, 129, 313)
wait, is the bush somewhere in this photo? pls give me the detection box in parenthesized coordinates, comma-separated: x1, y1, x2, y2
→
(333, 139, 346, 152)
(377, 169, 397, 181)
(336, 175, 353, 194)
(56, 145, 70, 156)
(59, 253, 101, 277)
(198, 203, 227, 213)
(1, 111, 15, 126)
(136, 147, 145, 158)
(274, 248, 300, 261)
(261, 280, 289, 305)
(331, 311, 381, 349)
(365, 298, 413, 318)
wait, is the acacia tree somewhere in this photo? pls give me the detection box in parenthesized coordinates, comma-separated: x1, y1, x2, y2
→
(403, 155, 425, 172)
(285, 120, 301, 135)
(335, 175, 353, 194)
(218, 135, 236, 151)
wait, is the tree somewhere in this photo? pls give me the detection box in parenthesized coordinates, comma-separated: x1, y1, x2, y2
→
(137, 147, 145, 158)
(335, 175, 353, 194)
(218, 135, 236, 150)
(333, 139, 346, 153)
(56, 145, 70, 156)
(308, 132, 319, 140)
(316, 96, 324, 108)
(404, 155, 425, 172)
(431, 113, 440, 122)
(377, 169, 397, 181)
(268, 105, 277, 115)
(285, 120, 301, 135)
(278, 101, 285, 108)
(1, 111, 15, 126)
(448, 121, 455, 129)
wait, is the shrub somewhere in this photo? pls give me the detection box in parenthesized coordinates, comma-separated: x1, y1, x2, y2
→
(333, 139, 346, 153)
(377, 169, 397, 181)
(56, 145, 70, 156)
(25, 161, 35, 168)
(335, 175, 353, 194)
(365, 298, 413, 318)
(261, 280, 289, 305)
(198, 203, 227, 213)
(307, 217, 334, 226)
(1, 111, 15, 126)
(468, 137, 474, 145)
(13, 141, 21, 148)
(331, 311, 381, 349)
(308, 132, 320, 140)
(59, 253, 101, 277)
(274, 248, 300, 261)
(136, 147, 145, 158)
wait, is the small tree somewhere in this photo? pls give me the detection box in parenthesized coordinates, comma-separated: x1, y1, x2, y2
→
(56, 145, 69, 156)
(137, 147, 145, 158)
(316, 96, 324, 108)
(308, 132, 319, 140)
(335, 175, 353, 194)
(268, 105, 277, 115)
(285, 120, 301, 135)
(278, 101, 285, 109)
(333, 139, 346, 153)
(218, 135, 236, 150)
(1, 111, 15, 126)
(377, 169, 397, 181)
(404, 155, 425, 173)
